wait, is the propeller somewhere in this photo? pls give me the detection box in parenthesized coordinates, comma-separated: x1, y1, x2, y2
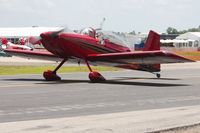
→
(50, 28, 65, 38)
(41, 27, 70, 39)
(27, 27, 68, 45)
(50, 26, 73, 38)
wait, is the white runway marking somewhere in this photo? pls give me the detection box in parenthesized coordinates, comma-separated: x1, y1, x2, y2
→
(1, 96, 200, 117)
(0, 102, 127, 116)
(0, 84, 35, 88)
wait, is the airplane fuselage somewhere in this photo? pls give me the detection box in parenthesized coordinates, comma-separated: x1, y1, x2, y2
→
(40, 32, 130, 59)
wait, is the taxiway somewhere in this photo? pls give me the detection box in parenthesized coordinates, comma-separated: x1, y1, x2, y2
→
(0, 62, 200, 122)
(0, 62, 200, 132)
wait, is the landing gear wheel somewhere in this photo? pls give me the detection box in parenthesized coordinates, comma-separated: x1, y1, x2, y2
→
(89, 71, 106, 82)
(156, 73, 161, 78)
(43, 70, 61, 81)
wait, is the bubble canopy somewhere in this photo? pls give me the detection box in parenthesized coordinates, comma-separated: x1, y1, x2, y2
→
(96, 30, 130, 48)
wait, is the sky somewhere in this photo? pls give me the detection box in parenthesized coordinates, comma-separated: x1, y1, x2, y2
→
(0, 0, 200, 33)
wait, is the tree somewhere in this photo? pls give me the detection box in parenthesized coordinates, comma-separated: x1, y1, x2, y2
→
(178, 30, 187, 34)
(129, 30, 136, 35)
(166, 27, 179, 34)
(188, 28, 200, 32)
(166, 26, 200, 35)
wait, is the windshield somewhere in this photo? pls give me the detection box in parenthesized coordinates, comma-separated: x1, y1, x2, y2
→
(61, 27, 77, 34)
(96, 30, 131, 48)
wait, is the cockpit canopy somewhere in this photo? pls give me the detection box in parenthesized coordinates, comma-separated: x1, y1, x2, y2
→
(80, 27, 96, 38)
(96, 30, 131, 48)
(79, 27, 131, 48)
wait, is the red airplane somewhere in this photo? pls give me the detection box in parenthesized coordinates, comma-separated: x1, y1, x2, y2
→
(4, 28, 194, 82)
(0, 37, 33, 50)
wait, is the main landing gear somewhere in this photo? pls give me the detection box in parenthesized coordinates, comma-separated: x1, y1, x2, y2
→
(85, 60, 106, 82)
(43, 58, 105, 82)
(43, 59, 67, 81)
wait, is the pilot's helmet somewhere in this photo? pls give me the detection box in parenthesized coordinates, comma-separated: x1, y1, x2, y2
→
(81, 27, 96, 38)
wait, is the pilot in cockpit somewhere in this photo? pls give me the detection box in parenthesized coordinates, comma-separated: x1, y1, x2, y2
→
(80, 27, 96, 38)
(80, 27, 105, 45)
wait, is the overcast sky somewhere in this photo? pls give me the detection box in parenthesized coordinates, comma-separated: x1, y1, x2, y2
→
(0, 0, 199, 33)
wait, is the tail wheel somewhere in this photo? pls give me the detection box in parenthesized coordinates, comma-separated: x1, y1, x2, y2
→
(43, 70, 61, 81)
(156, 73, 161, 78)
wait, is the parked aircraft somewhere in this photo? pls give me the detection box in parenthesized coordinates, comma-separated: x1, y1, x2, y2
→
(0, 37, 33, 50)
(4, 28, 194, 82)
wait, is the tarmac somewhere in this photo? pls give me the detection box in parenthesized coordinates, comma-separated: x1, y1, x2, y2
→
(1, 105, 200, 133)
(0, 57, 200, 132)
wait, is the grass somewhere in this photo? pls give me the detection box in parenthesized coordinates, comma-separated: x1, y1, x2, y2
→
(0, 65, 119, 75)
(175, 51, 200, 61)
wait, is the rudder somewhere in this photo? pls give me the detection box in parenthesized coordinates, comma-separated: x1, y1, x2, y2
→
(143, 30, 160, 51)
(143, 30, 161, 72)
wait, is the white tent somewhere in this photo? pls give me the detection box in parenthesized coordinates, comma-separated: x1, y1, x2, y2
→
(175, 32, 200, 48)
(0, 27, 61, 38)
(176, 32, 200, 40)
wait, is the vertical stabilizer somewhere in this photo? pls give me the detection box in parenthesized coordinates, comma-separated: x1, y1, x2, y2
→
(143, 30, 161, 72)
(143, 30, 160, 51)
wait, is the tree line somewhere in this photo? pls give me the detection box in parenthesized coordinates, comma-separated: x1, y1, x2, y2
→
(166, 26, 200, 34)
(129, 26, 200, 35)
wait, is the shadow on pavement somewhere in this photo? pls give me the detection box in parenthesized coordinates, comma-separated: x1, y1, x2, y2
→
(3, 77, 189, 87)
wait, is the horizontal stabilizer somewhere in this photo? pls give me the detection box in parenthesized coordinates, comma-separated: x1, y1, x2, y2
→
(87, 50, 194, 67)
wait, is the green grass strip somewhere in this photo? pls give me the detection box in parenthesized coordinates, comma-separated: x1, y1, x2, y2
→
(179, 52, 200, 56)
(0, 66, 119, 75)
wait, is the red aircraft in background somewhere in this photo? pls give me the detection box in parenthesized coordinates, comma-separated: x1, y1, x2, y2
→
(0, 37, 33, 50)
(4, 27, 194, 82)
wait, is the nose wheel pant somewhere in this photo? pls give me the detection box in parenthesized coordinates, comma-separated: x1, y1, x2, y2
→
(43, 59, 67, 81)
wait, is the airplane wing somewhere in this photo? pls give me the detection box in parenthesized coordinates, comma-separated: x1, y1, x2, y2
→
(4, 49, 61, 61)
(87, 50, 194, 71)
(4, 49, 195, 72)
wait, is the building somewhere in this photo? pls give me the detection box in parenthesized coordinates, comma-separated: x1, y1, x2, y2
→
(175, 32, 200, 50)
(160, 34, 178, 40)
(160, 32, 200, 51)
(0, 27, 60, 44)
